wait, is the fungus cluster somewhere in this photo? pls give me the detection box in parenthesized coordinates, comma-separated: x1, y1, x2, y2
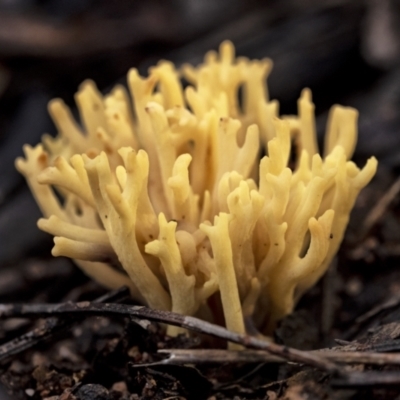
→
(16, 41, 377, 336)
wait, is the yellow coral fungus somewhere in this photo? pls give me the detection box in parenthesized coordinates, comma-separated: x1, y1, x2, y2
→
(16, 41, 377, 337)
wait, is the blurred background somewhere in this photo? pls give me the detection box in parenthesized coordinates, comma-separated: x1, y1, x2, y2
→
(0, 0, 400, 315)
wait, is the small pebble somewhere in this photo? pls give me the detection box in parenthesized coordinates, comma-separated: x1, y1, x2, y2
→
(111, 381, 127, 393)
(75, 384, 110, 400)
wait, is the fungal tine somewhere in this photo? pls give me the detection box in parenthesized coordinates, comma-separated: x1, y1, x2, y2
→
(15, 144, 66, 219)
(168, 153, 199, 223)
(298, 88, 318, 158)
(201, 213, 245, 347)
(145, 213, 196, 336)
(48, 99, 87, 153)
(38, 216, 110, 246)
(38, 155, 95, 207)
(84, 151, 171, 312)
(52, 237, 116, 264)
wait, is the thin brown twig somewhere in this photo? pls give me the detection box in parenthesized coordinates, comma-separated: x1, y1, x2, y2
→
(360, 176, 400, 239)
(0, 287, 130, 363)
(0, 301, 340, 374)
(321, 258, 337, 340)
(158, 348, 400, 366)
(355, 294, 400, 324)
(0, 11, 175, 57)
(332, 371, 400, 387)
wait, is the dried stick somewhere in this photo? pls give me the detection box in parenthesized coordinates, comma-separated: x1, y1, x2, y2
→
(355, 295, 400, 324)
(360, 176, 400, 239)
(158, 348, 400, 366)
(321, 258, 337, 339)
(0, 301, 340, 374)
(0, 12, 169, 57)
(332, 371, 400, 387)
(0, 287, 129, 363)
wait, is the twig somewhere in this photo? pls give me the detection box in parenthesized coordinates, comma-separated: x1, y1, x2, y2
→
(158, 348, 400, 366)
(0, 11, 174, 57)
(365, 338, 400, 353)
(360, 176, 400, 239)
(355, 294, 400, 324)
(0, 287, 129, 363)
(332, 371, 400, 387)
(321, 258, 337, 340)
(158, 348, 283, 364)
(342, 297, 400, 341)
(0, 302, 340, 374)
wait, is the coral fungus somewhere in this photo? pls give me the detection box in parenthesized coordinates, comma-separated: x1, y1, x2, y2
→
(16, 41, 377, 336)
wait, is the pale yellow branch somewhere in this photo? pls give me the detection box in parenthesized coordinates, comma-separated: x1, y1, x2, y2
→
(201, 213, 245, 347)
